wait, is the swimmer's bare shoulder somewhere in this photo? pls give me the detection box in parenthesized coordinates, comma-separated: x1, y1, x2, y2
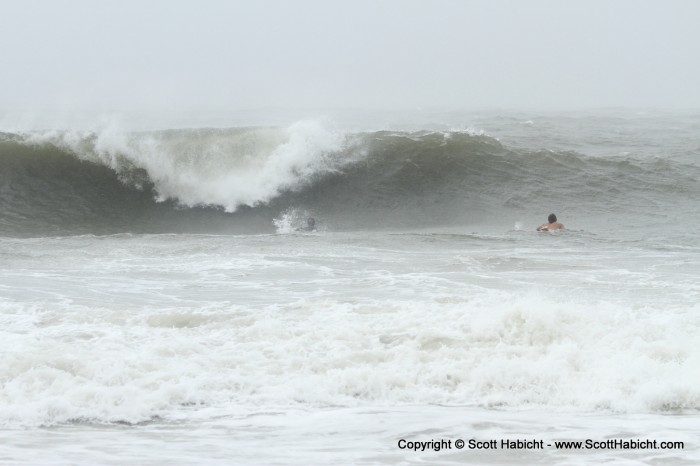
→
(536, 222, 564, 232)
(537, 214, 564, 232)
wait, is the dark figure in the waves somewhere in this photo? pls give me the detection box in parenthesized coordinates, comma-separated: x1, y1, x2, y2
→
(537, 213, 564, 232)
(297, 217, 317, 232)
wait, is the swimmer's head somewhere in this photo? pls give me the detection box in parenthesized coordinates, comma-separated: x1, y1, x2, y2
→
(548, 213, 557, 223)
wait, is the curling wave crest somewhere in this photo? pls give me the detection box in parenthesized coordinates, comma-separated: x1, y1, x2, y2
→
(1, 122, 699, 235)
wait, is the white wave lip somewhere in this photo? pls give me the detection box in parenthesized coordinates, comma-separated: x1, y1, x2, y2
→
(22, 120, 353, 211)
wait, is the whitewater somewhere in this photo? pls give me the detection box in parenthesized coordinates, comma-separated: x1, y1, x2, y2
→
(1, 110, 699, 465)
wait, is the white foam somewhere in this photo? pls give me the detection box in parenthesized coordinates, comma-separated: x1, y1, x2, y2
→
(2, 229, 699, 428)
(2, 287, 698, 427)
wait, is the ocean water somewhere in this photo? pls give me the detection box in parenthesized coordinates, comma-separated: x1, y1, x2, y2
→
(1, 110, 699, 465)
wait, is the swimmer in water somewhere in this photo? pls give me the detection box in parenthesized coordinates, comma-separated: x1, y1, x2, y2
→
(537, 213, 564, 231)
(297, 217, 317, 232)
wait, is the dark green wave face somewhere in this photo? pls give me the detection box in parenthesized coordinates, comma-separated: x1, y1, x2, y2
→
(1, 126, 699, 237)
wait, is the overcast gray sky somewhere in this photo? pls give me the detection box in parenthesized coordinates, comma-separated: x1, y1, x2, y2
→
(2, 0, 700, 124)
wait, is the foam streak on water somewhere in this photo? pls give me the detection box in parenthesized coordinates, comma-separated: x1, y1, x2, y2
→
(1, 229, 699, 464)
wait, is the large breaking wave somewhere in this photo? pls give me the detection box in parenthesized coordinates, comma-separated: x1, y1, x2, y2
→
(1, 122, 698, 236)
